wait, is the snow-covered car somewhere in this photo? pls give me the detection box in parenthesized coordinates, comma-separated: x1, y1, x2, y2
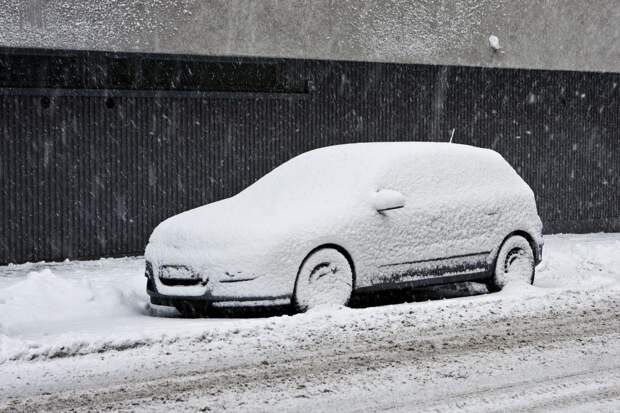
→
(145, 142, 543, 316)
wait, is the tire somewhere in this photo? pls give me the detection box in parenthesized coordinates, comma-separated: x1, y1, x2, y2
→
(487, 235, 535, 292)
(174, 300, 209, 318)
(293, 248, 354, 312)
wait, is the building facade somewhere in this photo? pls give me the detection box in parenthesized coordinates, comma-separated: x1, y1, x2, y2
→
(0, 1, 618, 263)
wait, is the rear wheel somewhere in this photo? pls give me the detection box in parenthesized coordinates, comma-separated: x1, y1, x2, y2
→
(174, 300, 209, 318)
(487, 235, 535, 292)
(293, 248, 353, 312)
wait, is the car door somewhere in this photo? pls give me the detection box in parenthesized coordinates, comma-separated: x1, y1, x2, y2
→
(362, 153, 490, 289)
(359, 155, 454, 288)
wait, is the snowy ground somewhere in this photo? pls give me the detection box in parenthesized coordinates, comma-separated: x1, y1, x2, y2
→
(1, 233, 619, 412)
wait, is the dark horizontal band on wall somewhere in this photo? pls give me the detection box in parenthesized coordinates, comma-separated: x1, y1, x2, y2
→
(0, 87, 310, 99)
(0, 47, 308, 94)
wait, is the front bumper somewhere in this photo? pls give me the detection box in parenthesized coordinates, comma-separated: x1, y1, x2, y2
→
(145, 261, 291, 308)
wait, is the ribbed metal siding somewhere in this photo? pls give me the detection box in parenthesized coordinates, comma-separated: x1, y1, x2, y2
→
(443, 66, 619, 232)
(0, 50, 618, 263)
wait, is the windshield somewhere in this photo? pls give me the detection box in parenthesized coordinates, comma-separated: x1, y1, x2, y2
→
(237, 144, 382, 209)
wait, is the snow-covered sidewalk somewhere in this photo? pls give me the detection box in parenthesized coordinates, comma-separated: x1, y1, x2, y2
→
(0, 233, 619, 364)
(1, 233, 620, 411)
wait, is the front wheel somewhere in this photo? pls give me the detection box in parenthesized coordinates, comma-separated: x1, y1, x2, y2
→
(487, 235, 535, 292)
(293, 248, 353, 312)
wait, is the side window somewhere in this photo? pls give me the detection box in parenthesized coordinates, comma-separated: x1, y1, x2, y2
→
(376, 152, 485, 202)
(376, 150, 512, 212)
(375, 154, 444, 199)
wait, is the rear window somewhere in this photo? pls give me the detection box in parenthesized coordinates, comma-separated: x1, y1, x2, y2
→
(376, 146, 516, 196)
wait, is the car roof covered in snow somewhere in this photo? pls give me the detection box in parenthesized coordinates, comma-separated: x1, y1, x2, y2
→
(239, 142, 515, 202)
(269, 141, 500, 166)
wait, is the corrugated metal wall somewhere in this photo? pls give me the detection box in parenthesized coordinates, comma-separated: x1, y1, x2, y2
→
(1, 48, 618, 263)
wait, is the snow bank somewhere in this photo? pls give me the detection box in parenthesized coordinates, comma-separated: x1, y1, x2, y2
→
(535, 233, 620, 290)
(1, 234, 619, 364)
(0, 258, 150, 362)
(1, 269, 140, 330)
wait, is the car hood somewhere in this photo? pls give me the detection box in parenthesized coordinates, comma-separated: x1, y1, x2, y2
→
(144, 191, 362, 262)
(147, 196, 269, 253)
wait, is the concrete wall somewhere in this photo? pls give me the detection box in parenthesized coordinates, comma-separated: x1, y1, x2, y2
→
(0, 0, 618, 72)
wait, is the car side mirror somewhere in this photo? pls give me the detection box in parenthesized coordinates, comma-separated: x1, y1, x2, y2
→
(372, 189, 406, 212)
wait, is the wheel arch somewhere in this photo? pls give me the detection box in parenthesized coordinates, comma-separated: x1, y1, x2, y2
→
(293, 243, 357, 296)
(494, 230, 541, 266)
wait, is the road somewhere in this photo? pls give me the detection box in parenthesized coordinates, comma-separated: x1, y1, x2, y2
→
(1, 233, 619, 412)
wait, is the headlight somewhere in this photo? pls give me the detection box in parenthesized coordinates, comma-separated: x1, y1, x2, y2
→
(160, 265, 198, 280)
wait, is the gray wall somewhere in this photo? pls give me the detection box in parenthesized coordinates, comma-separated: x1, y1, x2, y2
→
(1, 0, 619, 72)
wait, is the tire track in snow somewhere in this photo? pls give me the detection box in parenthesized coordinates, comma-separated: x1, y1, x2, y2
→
(2, 297, 619, 412)
(394, 368, 620, 413)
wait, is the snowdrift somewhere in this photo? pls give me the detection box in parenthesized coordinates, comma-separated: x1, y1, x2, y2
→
(0, 234, 619, 363)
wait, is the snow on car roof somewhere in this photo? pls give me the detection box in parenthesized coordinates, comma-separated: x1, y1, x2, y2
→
(251, 142, 502, 181)
(239, 142, 508, 202)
